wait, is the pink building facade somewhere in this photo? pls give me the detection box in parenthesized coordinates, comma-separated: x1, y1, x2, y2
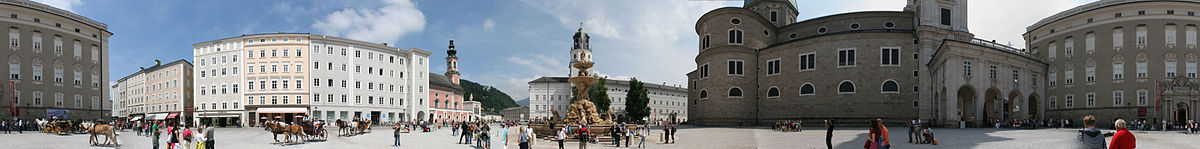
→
(426, 38, 472, 123)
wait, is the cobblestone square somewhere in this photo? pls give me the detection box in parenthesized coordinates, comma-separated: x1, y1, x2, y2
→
(2, 125, 1198, 149)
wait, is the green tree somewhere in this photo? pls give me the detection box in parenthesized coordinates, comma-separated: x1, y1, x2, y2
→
(623, 78, 650, 123)
(570, 87, 579, 101)
(590, 77, 611, 114)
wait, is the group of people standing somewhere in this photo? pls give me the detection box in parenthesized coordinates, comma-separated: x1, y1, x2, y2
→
(1076, 115, 1136, 149)
(905, 119, 936, 145)
(773, 120, 802, 132)
(455, 122, 492, 148)
(142, 120, 215, 149)
(0, 118, 30, 133)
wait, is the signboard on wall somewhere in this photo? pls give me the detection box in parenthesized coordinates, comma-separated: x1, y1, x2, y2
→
(46, 109, 70, 119)
(1138, 108, 1147, 116)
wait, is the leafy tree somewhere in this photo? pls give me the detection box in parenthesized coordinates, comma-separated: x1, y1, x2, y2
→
(623, 78, 650, 124)
(590, 77, 611, 114)
(570, 86, 579, 102)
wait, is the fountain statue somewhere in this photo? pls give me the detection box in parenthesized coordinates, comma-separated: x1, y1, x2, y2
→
(565, 55, 608, 125)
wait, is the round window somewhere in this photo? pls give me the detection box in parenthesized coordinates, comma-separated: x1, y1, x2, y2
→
(763, 30, 769, 36)
(850, 23, 861, 30)
(885, 22, 896, 28)
(789, 33, 797, 39)
(731, 18, 741, 25)
(818, 27, 828, 34)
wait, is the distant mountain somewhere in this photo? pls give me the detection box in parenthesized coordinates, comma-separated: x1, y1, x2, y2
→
(516, 98, 530, 106)
(461, 79, 520, 113)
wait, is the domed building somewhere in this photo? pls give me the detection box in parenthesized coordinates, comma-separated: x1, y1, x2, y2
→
(688, 0, 1047, 127)
(1026, 0, 1200, 128)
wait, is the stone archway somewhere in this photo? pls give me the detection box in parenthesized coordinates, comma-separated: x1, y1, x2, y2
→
(1028, 94, 1040, 120)
(985, 88, 1002, 123)
(1006, 91, 1021, 120)
(416, 111, 425, 122)
(1177, 102, 1190, 123)
(956, 86, 977, 125)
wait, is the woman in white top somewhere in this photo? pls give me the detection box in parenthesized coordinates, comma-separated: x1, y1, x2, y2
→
(557, 128, 567, 149)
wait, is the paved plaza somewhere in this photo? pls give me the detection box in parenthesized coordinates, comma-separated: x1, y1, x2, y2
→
(1, 125, 1198, 148)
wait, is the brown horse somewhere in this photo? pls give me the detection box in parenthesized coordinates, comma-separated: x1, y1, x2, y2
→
(88, 124, 118, 146)
(264, 120, 289, 143)
(282, 124, 305, 144)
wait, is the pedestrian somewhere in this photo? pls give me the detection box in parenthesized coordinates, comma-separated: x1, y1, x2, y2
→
(15, 118, 22, 133)
(612, 124, 621, 146)
(482, 124, 492, 149)
(662, 124, 669, 143)
(1110, 119, 1136, 149)
(877, 119, 889, 149)
(1076, 115, 1106, 149)
(393, 123, 402, 147)
(638, 125, 647, 148)
(624, 125, 632, 147)
(502, 125, 510, 149)
(182, 125, 194, 149)
(152, 122, 161, 149)
(826, 119, 835, 149)
(518, 127, 530, 149)
(203, 124, 215, 149)
(907, 118, 915, 143)
(557, 127, 567, 149)
(166, 124, 177, 149)
(669, 124, 677, 144)
(460, 123, 471, 144)
(866, 120, 879, 149)
(526, 126, 536, 147)
(453, 122, 459, 136)
(579, 125, 589, 149)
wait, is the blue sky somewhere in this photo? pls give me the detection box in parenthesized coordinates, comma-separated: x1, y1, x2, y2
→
(40, 0, 1094, 103)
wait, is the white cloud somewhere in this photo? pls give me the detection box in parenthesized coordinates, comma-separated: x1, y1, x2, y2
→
(513, 0, 736, 89)
(968, 0, 1094, 48)
(32, 0, 81, 12)
(312, 0, 426, 44)
(506, 54, 566, 77)
(483, 18, 496, 31)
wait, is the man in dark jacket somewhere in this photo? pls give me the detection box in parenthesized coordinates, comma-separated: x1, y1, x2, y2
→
(1076, 115, 1106, 149)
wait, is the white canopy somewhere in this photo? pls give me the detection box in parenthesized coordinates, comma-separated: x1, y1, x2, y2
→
(129, 116, 142, 121)
(146, 113, 168, 121)
(256, 107, 308, 114)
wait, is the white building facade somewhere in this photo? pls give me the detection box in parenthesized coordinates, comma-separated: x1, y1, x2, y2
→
(193, 33, 431, 127)
(528, 77, 689, 123)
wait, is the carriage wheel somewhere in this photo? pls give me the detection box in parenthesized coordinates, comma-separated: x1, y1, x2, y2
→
(318, 129, 327, 140)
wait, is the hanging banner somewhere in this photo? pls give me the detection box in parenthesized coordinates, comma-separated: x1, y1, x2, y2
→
(46, 109, 70, 119)
(9, 81, 16, 116)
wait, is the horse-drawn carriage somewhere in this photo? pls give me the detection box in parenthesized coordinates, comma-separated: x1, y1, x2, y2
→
(264, 119, 326, 145)
(335, 119, 372, 136)
(43, 120, 73, 135)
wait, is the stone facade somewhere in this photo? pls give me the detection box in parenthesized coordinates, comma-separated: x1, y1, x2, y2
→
(689, 0, 1048, 127)
(1026, 0, 1200, 128)
(0, 0, 112, 121)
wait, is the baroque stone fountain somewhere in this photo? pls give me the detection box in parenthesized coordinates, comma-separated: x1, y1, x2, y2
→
(565, 61, 608, 125)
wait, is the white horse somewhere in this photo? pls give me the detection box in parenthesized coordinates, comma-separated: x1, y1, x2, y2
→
(35, 119, 49, 133)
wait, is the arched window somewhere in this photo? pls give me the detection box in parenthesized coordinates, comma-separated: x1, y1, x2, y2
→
(800, 83, 815, 95)
(881, 80, 899, 93)
(728, 87, 743, 97)
(699, 90, 708, 99)
(767, 87, 780, 97)
(838, 81, 855, 93)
